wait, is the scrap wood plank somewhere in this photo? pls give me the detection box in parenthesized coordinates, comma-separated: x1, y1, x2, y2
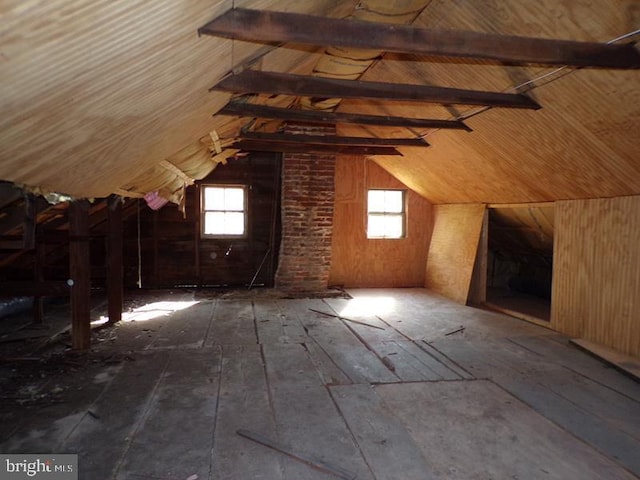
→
(237, 429, 356, 480)
(308, 308, 385, 330)
(294, 301, 397, 383)
(373, 340, 462, 381)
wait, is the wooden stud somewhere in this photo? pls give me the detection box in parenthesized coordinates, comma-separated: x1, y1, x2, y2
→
(107, 195, 123, 324)
(212, 71, 541, 109)
(200, 8, 640, 69)
(69, 199, 91, 350)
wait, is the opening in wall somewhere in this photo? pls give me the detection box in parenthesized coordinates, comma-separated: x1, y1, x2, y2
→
(485, 205, 555, 324)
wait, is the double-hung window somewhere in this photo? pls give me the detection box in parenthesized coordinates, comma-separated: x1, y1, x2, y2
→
(201, 185, 247, 237)
(367, 189, 406, 239)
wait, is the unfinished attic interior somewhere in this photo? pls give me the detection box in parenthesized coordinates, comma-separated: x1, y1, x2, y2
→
(1, 0, 640, 478)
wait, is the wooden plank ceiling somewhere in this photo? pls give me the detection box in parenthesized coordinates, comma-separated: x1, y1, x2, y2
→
(0, 0, 638, 204)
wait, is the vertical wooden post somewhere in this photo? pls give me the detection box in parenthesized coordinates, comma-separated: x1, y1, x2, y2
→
(69, 199, 91, 350)
(32, 239, 45, 324)
(107, 195, 123, 324)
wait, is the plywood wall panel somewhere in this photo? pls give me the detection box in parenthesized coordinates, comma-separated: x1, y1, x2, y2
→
(552, 195, 640, 356)
(425, 204, 486, 304)
(329, 157, 432, 288)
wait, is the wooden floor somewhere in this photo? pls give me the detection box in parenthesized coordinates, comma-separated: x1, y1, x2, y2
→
(1, 288, 639, 480)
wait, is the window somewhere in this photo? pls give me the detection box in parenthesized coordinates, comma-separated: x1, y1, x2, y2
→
(367, 189, 406, 239)
(202, 185, 247, 237)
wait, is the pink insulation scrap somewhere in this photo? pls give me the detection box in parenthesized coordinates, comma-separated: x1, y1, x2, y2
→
(144, 191, 169, 210)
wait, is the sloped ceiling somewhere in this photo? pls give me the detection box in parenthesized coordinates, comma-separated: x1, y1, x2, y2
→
(1, 0, 638, 204)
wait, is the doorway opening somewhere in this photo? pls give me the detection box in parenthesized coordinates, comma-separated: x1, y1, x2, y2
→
(485, 205, 554, 324)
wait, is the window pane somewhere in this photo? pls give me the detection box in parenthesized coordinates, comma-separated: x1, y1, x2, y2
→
(367, 214, 387, 238)
(204, 211, 226, 235)
(204, 187, 225, 211)
(368, 213, 404, 238)
(383, 214, 404, 238)
(204, 211, 245, 235)
(224, 212, 245, 235)
(367, 190, 386, 213)
(224, 188, 244, 211)
(384, 190, 403, 213)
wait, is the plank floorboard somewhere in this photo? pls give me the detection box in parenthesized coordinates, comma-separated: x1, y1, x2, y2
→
(376, 381, 638, 480)
(3, 288, 639, 479)
(264, 345, 374, 480)
(288, 299, 398, 384)
(432, 336, 640, 476)
(205, 298, 257, 346)
(62, 352, 169, 480)
(330, 384, 438, 480)
(254, 298, 307, 344)
(212, 344, 283, 480)
(145, 299, 214, 350)
(115, 347, 221, 480)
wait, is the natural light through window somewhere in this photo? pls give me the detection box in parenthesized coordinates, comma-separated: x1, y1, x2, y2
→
(340, 296, 397, 318)
(202, 185, 246, 237)
(92, 301, 199, 326)
(367, 189, 405, 239)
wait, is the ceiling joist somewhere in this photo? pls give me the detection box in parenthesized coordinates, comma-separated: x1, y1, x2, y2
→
(199, 8, 640, 69)
(240, 131, 429, 147)
(211, 71, 541, 109)
(218, 102, 472, 131)
(232, 140, 402, 156)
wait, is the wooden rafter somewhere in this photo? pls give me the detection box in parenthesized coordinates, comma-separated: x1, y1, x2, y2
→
(218, 102, 472, 131)
(232, 140, 402, 156)
(240, 131, 429, 147)
(200, 8, 640, 69)
(211, 71, 541, 109)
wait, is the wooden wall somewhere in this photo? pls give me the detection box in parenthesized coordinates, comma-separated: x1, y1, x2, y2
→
(329, 157, 432, 288)
(551, 195, 640, 357)
(425, 204, 485, 304)
(123, 154, 281, 288)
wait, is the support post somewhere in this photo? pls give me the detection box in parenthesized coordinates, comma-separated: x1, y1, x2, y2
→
(32, 239, 45, 324)
(69, 199, 91, 350)
(107, 195, 123, 324)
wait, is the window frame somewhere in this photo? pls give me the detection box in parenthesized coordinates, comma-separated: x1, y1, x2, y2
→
(200, 184, 248, 239)
(366, 189, 407, 239)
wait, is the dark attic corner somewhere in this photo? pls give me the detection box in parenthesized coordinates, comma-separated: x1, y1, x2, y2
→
(1, 1, 639, 479)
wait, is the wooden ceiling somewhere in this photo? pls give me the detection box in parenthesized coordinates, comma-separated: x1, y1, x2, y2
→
(1, 0, 638, 204)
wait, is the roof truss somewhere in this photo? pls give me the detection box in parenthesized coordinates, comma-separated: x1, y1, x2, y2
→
(211, 71, 541, 109)
(199, 8, 640, 69)
(218, 102, 472, 131)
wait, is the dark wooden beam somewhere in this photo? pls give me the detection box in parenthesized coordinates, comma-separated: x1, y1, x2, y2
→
(107, 195, 123, 324)
(211, 71, 540, 109)
(69, 200, 91, 350)
(218, 102, 472, 130)
(200, 8, 640, 69)
(232, 140, 402, 156)
(241, 131, 429, 147)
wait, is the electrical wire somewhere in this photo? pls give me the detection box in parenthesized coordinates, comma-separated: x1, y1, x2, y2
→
(422, 27, 640, 137)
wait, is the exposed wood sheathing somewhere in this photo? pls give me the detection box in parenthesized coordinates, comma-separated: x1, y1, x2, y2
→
(552, 195, 640, 357)
(425, 204, 486, 303)
(350, 0, 640, 203)
(0, 0, 347, 199)
(329, 157, 432, 287)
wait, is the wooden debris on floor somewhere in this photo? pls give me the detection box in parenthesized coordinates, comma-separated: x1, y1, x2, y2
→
(1, 288, 638, 480)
